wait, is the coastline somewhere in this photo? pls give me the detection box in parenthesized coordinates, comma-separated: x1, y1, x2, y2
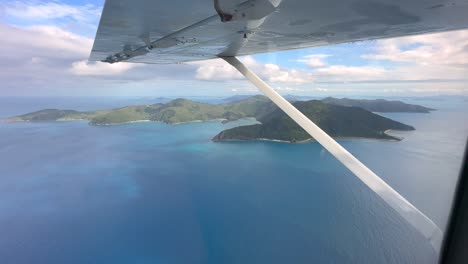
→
(92, 120, 152, 126)
(3, 118, 86, 123)
(96, 119, 227, 126)
(214, 136, 401, 144)
(171, 118, 227, 125)
(213, 131, 404, 144)
(5, 117, 238, 126)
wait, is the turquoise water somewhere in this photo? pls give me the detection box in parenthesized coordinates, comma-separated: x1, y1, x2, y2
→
(0, 97, 466, 263)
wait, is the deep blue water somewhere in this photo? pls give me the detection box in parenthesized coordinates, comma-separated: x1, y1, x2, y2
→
(0, 96, 467, 264)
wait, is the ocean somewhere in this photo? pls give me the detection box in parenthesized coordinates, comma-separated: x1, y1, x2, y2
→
(0, 96, 466, 263)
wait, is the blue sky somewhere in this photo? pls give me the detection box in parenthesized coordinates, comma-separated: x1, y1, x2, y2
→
(0, 0, 467, 97)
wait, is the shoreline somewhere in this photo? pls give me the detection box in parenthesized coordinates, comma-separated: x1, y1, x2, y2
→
(3, 118, 87, 123)
(213, 132, 404, 144)
(213, 137, 401, 144)
(4, 117, 247, 126)
(92, 120, 152, 126)
(171, 118, 227, 125)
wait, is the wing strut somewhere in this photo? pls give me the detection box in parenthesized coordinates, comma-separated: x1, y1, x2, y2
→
(222, 56, 443, 252)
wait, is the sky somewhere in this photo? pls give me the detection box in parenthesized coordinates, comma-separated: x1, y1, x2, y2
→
(0, 0, 467, 97)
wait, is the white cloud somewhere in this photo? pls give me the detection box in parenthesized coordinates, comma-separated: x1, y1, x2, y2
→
(362, 30, 468, 67)
(193, 55, 390, 84)
(355, 30, 468, 83)
(315, 87, 328, 92)
(315, 65, 387, 81)
(70, 60, 140, 76)
(192, 58, 241, 81)
(274, 86, 304, 92)
(0, 23, 93, 59)
(296, 54, 330, 68)
(0, 23, 197, 95)
(306, 58, 326, 67)
(288, 53, 389, 82)
(28, 25, 93, 56)
(1, 1, 100, 23)
(193, 56, 314, 84)
(30, 56, 41, 64)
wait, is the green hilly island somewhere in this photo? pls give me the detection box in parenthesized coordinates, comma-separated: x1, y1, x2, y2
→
(213, 100, 414, 142)
(7, 97, 269, 125)
(7, 95, 432, 142)
(322, 97, 435, 113)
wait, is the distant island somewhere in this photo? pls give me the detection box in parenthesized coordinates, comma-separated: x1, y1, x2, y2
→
(322, 97, 435, 113)
(7, 95, 272, 125)
(7, 95, 434, 142)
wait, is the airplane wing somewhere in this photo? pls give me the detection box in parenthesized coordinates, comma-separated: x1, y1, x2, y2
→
(90, 0, 468, 252)
(90, 0, 468, 64)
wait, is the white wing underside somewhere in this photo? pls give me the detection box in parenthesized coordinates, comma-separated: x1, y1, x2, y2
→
(90, 0, 468, 64)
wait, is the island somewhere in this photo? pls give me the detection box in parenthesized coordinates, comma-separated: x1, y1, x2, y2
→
(321, 97, 435, 113)
(213, 100, 415, 142)
(7, 95, 433, 142)
(7, 96, 274, 125)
